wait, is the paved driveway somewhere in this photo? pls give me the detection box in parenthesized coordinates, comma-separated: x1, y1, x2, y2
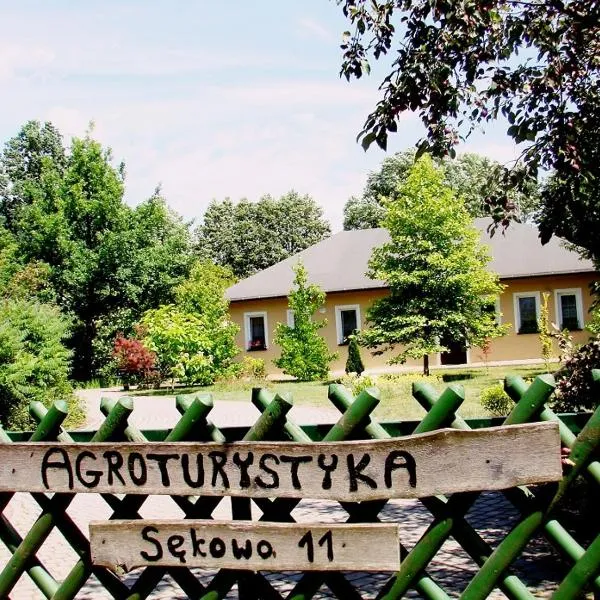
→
(78, 387, 341, 431)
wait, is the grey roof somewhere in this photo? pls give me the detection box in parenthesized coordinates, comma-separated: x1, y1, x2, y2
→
(227, 218, 595, 302)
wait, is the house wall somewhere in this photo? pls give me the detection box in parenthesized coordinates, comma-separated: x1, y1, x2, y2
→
(228, 272, 597, 375)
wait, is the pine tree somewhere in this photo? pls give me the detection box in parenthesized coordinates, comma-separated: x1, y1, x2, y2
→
(345, 335, 365, 375)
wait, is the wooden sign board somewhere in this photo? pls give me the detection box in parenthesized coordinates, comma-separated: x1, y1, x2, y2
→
(90, 520, 401, 572)
(0, 423, 561, 501)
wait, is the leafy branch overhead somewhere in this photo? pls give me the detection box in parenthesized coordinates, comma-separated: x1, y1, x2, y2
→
(336, 0, 600, 260)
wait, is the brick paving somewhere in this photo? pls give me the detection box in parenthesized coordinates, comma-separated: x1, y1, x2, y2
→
(0, 392, 572, 598)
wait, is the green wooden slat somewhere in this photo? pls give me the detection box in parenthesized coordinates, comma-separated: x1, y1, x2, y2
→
(0, 425, 59, 599)
(553, 534, 600, 600)
(504, 377, 600, 592)
(0, 399, 134, 600)
(129, 391, 295, 600)
(0, 401, 72, 598)
(461, 403, 600, 600)
(0, 513, 58, 599)
(60, 394, 224, 600)
(370, 380, 544, 600)
(287, 385, 449, 600)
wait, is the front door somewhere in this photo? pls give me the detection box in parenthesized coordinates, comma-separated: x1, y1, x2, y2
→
(440, 340, 468, 365)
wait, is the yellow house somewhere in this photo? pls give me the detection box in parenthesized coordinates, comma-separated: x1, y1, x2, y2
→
(227, 219, 597, 375)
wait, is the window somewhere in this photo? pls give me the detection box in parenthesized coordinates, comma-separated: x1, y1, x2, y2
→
(483, 296, 502, 324)
(335, 305, 361, 345)
(555, 289, 583, 330)
(286, 309, 295, 328)
(513, 292, 540, 334)
(244, 312, 268, 351)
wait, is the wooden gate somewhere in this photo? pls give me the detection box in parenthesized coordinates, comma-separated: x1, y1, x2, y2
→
(0, 371, 598, 599)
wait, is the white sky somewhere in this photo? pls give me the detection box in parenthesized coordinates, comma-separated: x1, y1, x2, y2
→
(0, 1, 521, 230)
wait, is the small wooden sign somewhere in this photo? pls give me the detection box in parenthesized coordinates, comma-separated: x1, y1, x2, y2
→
(0, 423, 561, 500)
(90, 520, 401, 572)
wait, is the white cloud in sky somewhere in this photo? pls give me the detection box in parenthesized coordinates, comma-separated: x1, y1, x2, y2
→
(297, 17, 337, 43)
(0, 42, 55, 81)
(0, 1, 521, 233)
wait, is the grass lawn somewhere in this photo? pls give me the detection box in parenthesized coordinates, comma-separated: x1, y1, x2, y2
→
(131, 363, 551, 422)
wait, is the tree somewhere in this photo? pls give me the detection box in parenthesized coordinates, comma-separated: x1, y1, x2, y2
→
(90, 191, 194, 373)
(343, 150, 540, 229)
(0, 123, 195, 379)
(0, 121, 66, 230)
(197, 191, 331, 278)
(343, 195, 386, 230)
(274, 263, 337, 380)
(0, 299, 77, 430)
(361, 156, 506, 375)
(336, 0, 600, 260)
(345, 335, 365, 375)
(139, 261, 239, 385)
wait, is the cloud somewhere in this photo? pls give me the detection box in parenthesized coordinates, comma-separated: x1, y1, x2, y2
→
(297, 18, 337, 43)
(0, 43, 55, 82)
(459, 138, 522, 166)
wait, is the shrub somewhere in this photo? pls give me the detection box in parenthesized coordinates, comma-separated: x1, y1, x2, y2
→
(345, 335, 365, 375)
(553, 335, 600, 412)
(113, 334, 158, 389)
(0, 299, 83, 430)
(372, 372, 440, 405)
(237, 356, 267, 380)
(480, 384, 512, 416)
(340, 372, 377, 396)
(140, 304, 238, 386)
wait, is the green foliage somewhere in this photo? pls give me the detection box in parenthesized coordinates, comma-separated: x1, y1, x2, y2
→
(343, 150, 540, 229)
(140, 305, 215, 385)
(0, 299, 82, 430)
(339, 372, 376, 396)
(236, 356, 267, 380)
(197, 192, 330, 278)
(140, 262, 239, 386)
(554, 335, 600, 412)
(587, 306, 600, 336)
(361, 156, 507, 374)
(538, 292, 554, 372)
(0, 120, 66, 230)
(0, 123, 195, 379)
(274, 263, 337, 381)
(345, 335, 365, 375)
(336, 1, 599, 261)
(480, 384, 512, 417)
(343, 195, 386, 230)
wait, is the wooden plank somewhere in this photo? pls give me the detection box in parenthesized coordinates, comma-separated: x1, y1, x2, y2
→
(90, 520, 401, 572)
(0, 422, 561, 500)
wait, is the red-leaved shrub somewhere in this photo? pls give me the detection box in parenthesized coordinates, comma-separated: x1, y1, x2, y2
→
(113, 335, 158, 389)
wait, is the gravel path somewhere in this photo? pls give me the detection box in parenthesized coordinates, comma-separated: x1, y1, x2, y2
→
(0, 390, 569, 598)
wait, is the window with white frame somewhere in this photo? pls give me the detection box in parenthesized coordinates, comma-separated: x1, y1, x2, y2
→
(286, 309, 295, 328)
(555, 288, 583, 330)
(244, 312, 268, 351)
(335, 305, 361, 345)
(513, 292, 540, 334)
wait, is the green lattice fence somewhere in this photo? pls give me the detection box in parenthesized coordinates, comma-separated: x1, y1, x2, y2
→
(0, 371, 598, 599)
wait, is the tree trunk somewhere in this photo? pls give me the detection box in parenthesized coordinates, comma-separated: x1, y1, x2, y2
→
(423, 354, 430, 376)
